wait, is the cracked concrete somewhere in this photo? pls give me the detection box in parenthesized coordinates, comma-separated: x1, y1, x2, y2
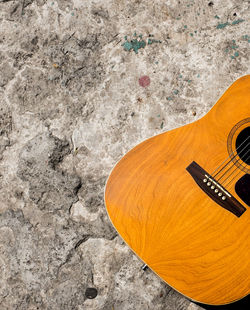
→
(0, 0, 249, 309)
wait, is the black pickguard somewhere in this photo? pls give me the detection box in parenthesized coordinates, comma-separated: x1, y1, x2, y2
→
(235, 174, 250, 207)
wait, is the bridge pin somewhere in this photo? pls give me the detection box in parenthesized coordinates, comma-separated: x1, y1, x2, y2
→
(211, 185, 215, 189)
(203, 178, 207, 183)
(222, 196, 226, 200)
(218, 192, 222, 197)
(214, 189, 219, 193)
(207, 182, 211, 186)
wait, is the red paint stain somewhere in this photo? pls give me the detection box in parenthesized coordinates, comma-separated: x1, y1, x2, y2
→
(139, 75, 150, 87)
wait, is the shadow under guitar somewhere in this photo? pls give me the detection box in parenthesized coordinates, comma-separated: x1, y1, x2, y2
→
(196, 295, 249, 310)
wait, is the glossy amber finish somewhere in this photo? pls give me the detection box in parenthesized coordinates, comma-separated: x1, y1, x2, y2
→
(105, 75, 250, 305)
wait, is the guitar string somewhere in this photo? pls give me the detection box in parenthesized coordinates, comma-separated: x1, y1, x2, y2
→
(210, 135, 249, 177)
(224, 154, 250, 190)
(210, 136, 250, 178)
(214, 143, 250, 186)
(212, 140, 250, 179)
(206, 135, 249, 191)
(220, 148, 250, 186)
(217, 146, 250, 183)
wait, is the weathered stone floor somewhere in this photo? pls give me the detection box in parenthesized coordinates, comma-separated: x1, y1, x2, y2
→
(0, 0, 249, 309)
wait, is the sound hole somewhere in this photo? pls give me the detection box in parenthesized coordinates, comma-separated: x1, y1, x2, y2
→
(235, 127, 250, 165)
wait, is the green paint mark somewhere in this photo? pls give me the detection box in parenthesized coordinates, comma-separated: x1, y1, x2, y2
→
(188, 79, 192, 83)
(216, 19, 245, 30)
(160, 121, 164, 129)
(194, 30, 197, 33)
(232, 19, 244, 25)
(231, 44, 239, 49)
(234, 52, 239, 57)
(51, 1, 54, 5)
(155, 61, 159, 64)
(176, 17, 181, 20)
(167, 97, 173, 101)
(190, 33, 194, 37)
(157, 114, 161, 117)
(122, 39, 146, 54)
(197, 74, 200, 78)
(179, 74, 183, 78)
(231, 55, 235, 59)
(122, 34, 161, 53)
(216, 22, 229, 29)
(184, 25, 187, 29)
(71, 12, 75, 16)
(242, 35, 250, 43)
(148, 39, 161, 44)
(133, 32, 137, 37)
(173, 90, 179, 95)
(197, 12, 200, 16)
(214, 15, 220, 19)
(225, 48, 229, 53)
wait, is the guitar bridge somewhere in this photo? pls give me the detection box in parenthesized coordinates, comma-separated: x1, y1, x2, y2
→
(186, 161, 246, 217)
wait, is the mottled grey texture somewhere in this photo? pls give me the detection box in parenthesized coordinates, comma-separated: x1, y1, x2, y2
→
(17, 133, 81, 211)
(0, 0, 249, 309)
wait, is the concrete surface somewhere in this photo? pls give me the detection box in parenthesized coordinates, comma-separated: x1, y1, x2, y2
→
(0, 0, 249, 309)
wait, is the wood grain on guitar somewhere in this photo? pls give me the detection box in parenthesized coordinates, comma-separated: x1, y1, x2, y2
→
(105, 75, 250, 305)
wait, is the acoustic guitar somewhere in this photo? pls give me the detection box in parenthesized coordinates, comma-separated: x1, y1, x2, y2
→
(104, 75, 250, 305)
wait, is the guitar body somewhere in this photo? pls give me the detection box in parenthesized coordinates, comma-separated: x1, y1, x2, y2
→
(105, 75, 250, 305)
